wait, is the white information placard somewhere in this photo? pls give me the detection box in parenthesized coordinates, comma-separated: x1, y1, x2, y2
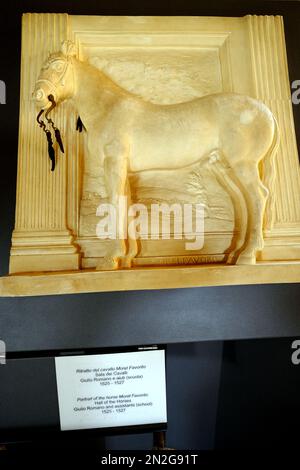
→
(55, 349, 167, 431)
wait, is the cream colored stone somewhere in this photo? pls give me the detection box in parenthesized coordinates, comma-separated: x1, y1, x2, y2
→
(1, 264, 300, 298)
(3, 14, 300, 296)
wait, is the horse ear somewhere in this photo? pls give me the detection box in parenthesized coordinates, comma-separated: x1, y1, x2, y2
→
(61, 40, 76, 57)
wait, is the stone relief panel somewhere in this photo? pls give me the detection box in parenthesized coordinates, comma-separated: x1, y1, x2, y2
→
(5, 14, 300, 296)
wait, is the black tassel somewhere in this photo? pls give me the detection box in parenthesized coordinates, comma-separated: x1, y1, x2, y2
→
(45, 130, 56, 171)
(54, 128, 64, 153)
(76, 116, 84, 132)
(48, 143, 55, 171)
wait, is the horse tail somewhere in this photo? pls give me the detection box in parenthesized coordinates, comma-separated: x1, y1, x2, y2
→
(263, 115, 280, 230)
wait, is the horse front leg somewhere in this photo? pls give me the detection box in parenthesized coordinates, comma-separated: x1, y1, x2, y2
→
(205, 150, 248, 265)
(96, 151, 128, 270)
(119, 177, 139, 268)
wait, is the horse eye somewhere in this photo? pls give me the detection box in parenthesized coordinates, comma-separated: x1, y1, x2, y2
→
(53, 62, 64, 72)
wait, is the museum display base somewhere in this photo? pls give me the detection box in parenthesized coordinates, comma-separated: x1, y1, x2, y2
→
(1, 262, 300, 297)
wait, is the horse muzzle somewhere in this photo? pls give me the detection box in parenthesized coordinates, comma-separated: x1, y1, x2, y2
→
(33, 83, 56, 109)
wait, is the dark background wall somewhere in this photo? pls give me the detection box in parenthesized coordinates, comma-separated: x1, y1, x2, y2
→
(0, 0, 300, 451)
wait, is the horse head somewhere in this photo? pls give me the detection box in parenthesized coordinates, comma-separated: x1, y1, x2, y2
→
(33, 41, 76, 170)
(33, 40, 76, 109)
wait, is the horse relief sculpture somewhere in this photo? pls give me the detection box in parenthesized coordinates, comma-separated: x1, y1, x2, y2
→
(33, 40, 279, 271)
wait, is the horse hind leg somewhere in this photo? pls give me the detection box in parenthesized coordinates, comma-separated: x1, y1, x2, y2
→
(233, 162, 268, 265)
(206, 150, 247, 264)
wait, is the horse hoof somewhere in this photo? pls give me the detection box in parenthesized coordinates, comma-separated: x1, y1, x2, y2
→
(119, 256, 132, 268)
(236, 253, 256, 265)
(226, 253, 237, 265)
(96, 256, 119, 271)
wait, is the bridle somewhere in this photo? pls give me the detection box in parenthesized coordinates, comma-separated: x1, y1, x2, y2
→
(36, 55, 74, 98)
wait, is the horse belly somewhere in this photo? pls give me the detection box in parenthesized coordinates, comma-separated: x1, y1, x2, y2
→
(129, 116, 217, 172)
